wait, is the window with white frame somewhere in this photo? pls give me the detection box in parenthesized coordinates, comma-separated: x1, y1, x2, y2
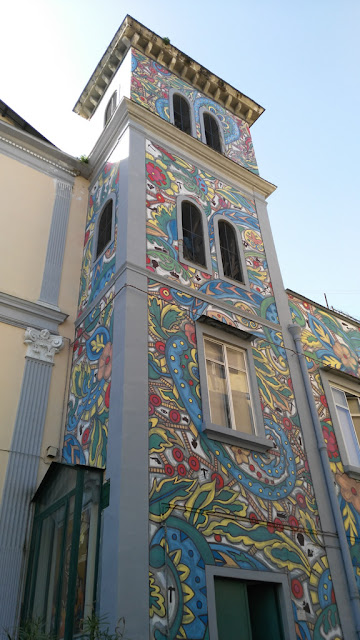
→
(196, 320, 270, 451)
(204, 337, 254, 433)
(330, 384, 360, 467)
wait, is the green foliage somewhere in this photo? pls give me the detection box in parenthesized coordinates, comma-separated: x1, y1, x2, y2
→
(6, 619, 54, 640)
(79, 155, 89, 164)
(162, 37, 170, 45)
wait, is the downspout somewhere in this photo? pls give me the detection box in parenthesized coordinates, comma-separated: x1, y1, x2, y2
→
(289, 324, 360, 639)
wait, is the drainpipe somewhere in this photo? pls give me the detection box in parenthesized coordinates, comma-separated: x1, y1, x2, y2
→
(289, 324, 360, 639)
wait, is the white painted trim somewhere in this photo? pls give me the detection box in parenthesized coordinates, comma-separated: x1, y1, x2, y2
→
(320, 369, 360, 478)
(196, 317, 272, 451)
(0, 291, 67, 332)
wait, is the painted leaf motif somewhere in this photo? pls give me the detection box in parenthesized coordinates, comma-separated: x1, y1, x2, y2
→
(343, 502, 358, 544)
(149, 477, 195, 521)
(149, 572, 165, 619)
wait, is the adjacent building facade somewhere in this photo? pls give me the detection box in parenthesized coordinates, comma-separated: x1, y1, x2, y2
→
(1, 15, 360, 640)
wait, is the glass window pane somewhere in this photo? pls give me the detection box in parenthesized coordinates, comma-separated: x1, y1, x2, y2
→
(204, 113, 222, 153)
(182, 202, 206, 267)
(206, 360, 231, 428)
(227, 347, 245, 371)
(58, 497, 75, 639)
(332, 387, 347, 407)
(97, 201, 113, 258)
(173, 94, 191, 135)
(337, 406, 360, 466)
(205, 339, 224, 363)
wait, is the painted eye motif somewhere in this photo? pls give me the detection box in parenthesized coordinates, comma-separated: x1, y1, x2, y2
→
(91, 181, 99, 196)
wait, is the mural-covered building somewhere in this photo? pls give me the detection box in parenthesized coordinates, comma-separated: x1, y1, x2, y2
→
(1, 15, 360, 640)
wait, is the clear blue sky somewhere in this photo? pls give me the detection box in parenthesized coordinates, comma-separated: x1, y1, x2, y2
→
(1, 0, 359, 319)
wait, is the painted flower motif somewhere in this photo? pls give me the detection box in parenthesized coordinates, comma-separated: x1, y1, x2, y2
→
(146, 162, 166, 186)
(333, 341, 357, 371)
(231, 446, 250, 465)
(336, 472, 360, 512)
(184, 322, 196, 346)
(322, 425, 339, 460)
(97, 342, 113, 381)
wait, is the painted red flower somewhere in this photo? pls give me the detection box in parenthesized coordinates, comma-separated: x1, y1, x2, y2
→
(184, 322, 196, 346)
(146, 162, 166, 186)
(291, 578, 303, 599)
(105, 382, 111, 408)
(97, 342, 112, 381)
(173, 448, 184, 462)
(177, 464, 187, 477)
(159, 287, 172, 301)
(211, 472, 224, 490)
(322, 425, 339, 459)
(188, 456, 200, 471)
(155, 341, 166, 354)
(165, 464, 174, 476)
(336, 473, 360, 512)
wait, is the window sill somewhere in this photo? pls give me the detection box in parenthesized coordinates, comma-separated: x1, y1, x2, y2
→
(203, 422, 274, 453)
(343, 464, 360, 480)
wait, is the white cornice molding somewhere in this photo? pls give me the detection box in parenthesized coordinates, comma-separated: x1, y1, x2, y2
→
(0, 291, 68, 332)
(88, 98, 276, 199)
(0, 119, 90, 181)
(74, 16, 264, 126)
(24, 327, 64, 363)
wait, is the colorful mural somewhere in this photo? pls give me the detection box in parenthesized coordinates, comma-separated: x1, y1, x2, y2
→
(289, 293, 360, 591)
(78, 161, 119, 317)
(148, 284, 342, 640)
(63, 286, 114, 468)
(146, 140, 277, 322)
(131, 49, 259, 174)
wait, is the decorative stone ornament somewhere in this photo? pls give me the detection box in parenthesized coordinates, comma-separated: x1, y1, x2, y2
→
(24, 327, 64, 363)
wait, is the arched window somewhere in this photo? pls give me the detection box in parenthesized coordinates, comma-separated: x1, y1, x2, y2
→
(218, 220, 243, 282)
(182, 201, 206, 267)
(173, 94, 192, 135)
(104, 91, 117, 126)
(203, 112, 222, 152)
(96, 200, 113, 259)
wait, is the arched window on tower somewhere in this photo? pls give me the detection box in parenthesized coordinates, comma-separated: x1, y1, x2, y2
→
(218, 219, 243, 282)
(181, 201, 206, 267)
(173, 94, 192, 135)
(104, 91, 117, 127)
(96, 200, 113, 259)
(203, 112, 222, 152)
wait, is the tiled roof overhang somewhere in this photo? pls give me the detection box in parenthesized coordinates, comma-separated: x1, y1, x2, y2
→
(73, 15, 265, 127)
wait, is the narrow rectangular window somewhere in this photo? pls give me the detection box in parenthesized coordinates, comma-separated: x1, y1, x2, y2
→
(330, 385, 360, 466)
(204, 337, 254, 434)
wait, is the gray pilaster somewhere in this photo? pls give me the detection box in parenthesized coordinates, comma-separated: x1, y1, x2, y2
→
(98, 123, 149, 640)
(0, 329, 64, 638)
(254, 193, 357, 640)
(39, 179, 73, 307)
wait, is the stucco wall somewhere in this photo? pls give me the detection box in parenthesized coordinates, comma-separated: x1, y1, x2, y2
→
(0, 154, 54, 302)
(0, 324, 26, 502)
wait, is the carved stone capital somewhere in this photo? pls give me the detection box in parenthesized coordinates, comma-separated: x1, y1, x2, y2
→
(24, 327, 64, 363)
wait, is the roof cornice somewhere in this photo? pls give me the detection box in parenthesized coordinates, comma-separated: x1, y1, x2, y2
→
(73, 15, 265, 127)
(0, 119, 90, 179)
(87, 98, 276, 199)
